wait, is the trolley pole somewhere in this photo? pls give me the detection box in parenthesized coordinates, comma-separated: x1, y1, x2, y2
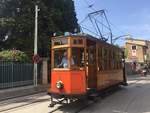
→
(34, 5, 39, 87)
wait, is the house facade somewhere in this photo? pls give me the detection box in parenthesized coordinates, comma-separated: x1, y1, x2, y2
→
(125, 38, 150, 63)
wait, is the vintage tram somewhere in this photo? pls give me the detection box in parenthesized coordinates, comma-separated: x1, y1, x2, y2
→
(48, 34, 127, 107)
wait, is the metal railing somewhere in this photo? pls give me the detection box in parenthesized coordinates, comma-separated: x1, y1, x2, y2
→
(0, 61, 35, 89)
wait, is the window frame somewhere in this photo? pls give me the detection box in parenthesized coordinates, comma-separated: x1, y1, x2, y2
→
(51, 37, 86, 71)
(52, 48, 70, 69)
(52, 37, 69, 47)
(131, 45, 137, 50)
(71, 47, 85, 70)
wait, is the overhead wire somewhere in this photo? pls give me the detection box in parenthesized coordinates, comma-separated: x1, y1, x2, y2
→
(109, 21, 127, 35)
(102, 11, 128, 43)
(109, 21, 129, 43)
(83, 0, 96, 12)
(79, 0, 96, 24)
(88, 15, 99, 36)
(81, 26, 100, 37)
(79, 0, 128, 43)
(93, 17, 103, 38)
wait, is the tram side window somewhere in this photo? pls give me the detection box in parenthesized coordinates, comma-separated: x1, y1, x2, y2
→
(72, 48, 85, 67)
(115, 51, 119, 69)
(54, 48, 69, 68)
(72, 39, 83, 45)
(101, 47, 105, 70)
(112, 51, 116, 69)
(100, 48, 107, 70)
(98, 47, 103, 71)
(89, 49, 95, 64)
(116, 52, 119, 69)
(106, 49, 122, 70)
(109, 50, 112, 70)
(97, 47, 115, 71)
(119, 51, 123, 69)
(116, 51, 122, 69)
(107, 48, 112, 70)
(118, 51, 121, 69)
(113, 50, 122, 69)
(104, 48, 108, 70)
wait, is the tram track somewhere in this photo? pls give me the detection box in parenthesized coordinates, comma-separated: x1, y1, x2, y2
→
(49, 77, 150, 113)
(49, 86, 122, 113)
(74, 79, 149, 113)
(1, 76, 149, 113)
(0, 90, 47, 103)
(49, 98, 98, 113)
(0, 92, 50, 113)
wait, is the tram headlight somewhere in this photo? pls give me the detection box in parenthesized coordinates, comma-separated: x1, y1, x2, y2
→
(56, 81, 64, 89)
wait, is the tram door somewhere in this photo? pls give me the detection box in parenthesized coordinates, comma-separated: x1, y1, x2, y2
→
(86, 40, 97, 88)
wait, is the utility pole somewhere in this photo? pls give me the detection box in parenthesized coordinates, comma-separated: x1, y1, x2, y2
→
(34, 5, 39, 87)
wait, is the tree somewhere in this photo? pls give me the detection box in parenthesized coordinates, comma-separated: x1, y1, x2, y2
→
(0, 49, 29, 62)
(0, 0, 79, 57)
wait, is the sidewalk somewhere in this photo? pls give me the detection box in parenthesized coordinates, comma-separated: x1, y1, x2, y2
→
(127, 74, 150, 85)
(127, 73, 150, 79)
(0, 84, 50, 101)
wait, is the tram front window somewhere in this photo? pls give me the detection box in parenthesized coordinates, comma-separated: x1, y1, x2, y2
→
(53, 48, 85, 69)
(72, 48, 85, 68)
(54, 48, 69, 68)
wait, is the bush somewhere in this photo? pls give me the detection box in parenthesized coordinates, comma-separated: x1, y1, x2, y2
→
(0, 50, 29, 62)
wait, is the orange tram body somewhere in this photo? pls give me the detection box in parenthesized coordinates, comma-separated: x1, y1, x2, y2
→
(48, 34, 127, 107)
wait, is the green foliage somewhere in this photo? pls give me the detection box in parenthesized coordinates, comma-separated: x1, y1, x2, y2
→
(0, 0, 79, 57)
(0, 50, 29, 62)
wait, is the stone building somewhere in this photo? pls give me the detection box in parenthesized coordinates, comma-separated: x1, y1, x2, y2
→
(125, 38, 150, 63)
(124, 38, 150, 75)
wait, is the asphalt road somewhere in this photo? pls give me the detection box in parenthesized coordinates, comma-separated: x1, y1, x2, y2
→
(80, 76, 150, 113)
(1, 75, 150, 113)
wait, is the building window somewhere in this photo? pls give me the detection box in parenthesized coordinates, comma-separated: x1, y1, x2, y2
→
(131, 45, 136, 50)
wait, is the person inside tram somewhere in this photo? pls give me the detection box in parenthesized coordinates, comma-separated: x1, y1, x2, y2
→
(58, 51, 74, 68)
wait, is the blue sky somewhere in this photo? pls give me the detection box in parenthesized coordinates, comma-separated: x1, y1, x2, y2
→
(74, 0, 150, 45)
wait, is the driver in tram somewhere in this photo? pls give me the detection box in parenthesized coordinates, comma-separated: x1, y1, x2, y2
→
(58, 51, 74, 68)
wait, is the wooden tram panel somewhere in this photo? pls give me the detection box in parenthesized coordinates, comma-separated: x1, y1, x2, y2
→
(85, 36, 124, 90)
(48, 35, 125, 98)
(50, 36, 87, 95)
(51, 69, 86, 95)
(96, 42, 124, 90)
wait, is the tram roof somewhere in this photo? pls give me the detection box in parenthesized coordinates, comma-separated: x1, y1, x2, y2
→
(51, 33, 122, 50)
